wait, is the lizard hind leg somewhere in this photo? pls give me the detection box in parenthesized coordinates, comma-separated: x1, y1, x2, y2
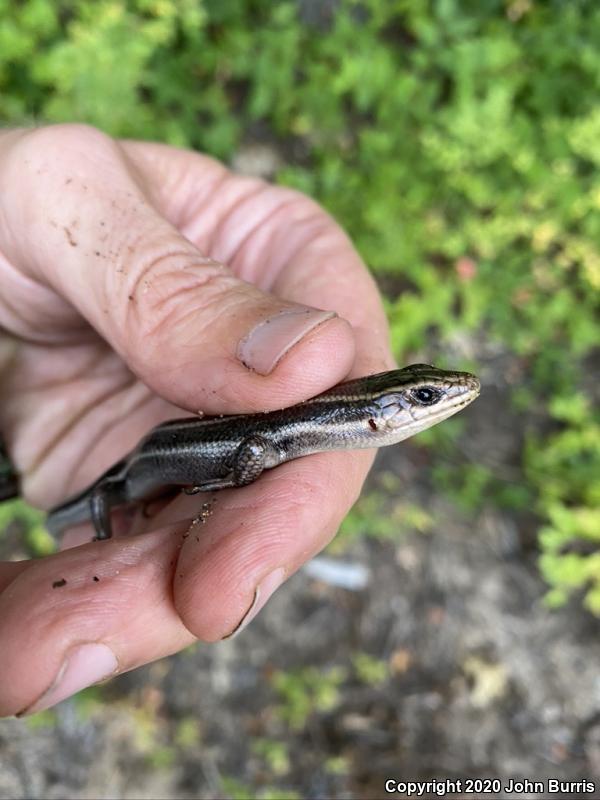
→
(89, 480, 124, 540)
(182, 435, 273, 495)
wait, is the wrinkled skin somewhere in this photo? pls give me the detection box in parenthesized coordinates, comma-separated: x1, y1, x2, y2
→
(0, 125, 393, 716)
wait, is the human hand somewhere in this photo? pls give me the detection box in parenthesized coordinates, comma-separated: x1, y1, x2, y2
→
(0, 124, 393, 716)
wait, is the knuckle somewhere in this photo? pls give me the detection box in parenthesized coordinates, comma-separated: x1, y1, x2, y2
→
(120, 244, 242, 351)
(9, 123, 116, 173)
(274, 186, 331, 223)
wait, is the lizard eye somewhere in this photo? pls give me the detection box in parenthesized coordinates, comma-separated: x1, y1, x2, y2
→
(410, 386, 442, 406)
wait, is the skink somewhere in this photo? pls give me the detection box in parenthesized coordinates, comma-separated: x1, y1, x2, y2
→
(43, 363, 480, 540)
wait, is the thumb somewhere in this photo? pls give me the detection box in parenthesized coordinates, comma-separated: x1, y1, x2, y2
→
(1, 125, 355, 413)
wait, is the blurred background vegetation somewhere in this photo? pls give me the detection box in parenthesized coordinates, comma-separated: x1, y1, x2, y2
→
(1, 0, 599, 796)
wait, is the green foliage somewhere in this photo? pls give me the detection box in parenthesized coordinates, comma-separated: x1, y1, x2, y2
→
(72, 685, 107, 718)
(219, 778, 256, 800)
(146, 745, 177, 769)
(221, 777, 301, 800)
(433, 462, 532, 513)
(336, 487, 433, 548)
(0, 499, 54, 556)
(0, 0, 598, 608)
(24, 708, 56, 729)
(528, 394, 600, 612)
(271, 666, 346, 730)
(351, 652, 388, 687)
(251, 738, 291, 777)
(174, 717, 202, 749)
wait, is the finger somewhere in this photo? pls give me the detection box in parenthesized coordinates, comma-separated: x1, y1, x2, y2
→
(0, 528, 194, 717)
(0, 561, 30, 593)
(0, 125, 355, 414)
(138, 448, 374, 641)
(122, 140, 394, 374)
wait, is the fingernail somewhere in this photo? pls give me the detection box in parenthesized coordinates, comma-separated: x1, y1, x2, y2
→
(223, 567, 286, 640)
(17, 643, 118, 716)
(238, 307, 337, 375)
